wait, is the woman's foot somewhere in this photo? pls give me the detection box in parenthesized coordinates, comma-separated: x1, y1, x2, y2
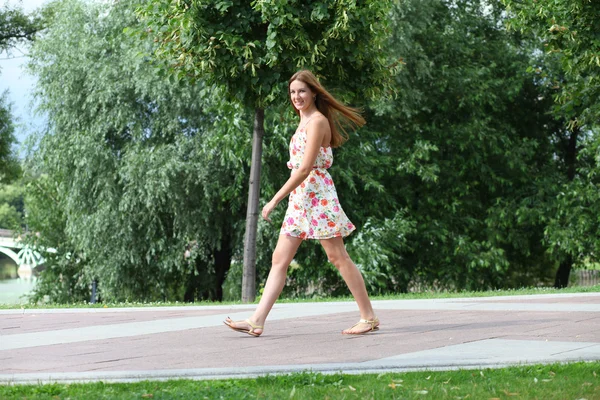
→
(342, 317, 379, 334)
(224, 317, 264, 337)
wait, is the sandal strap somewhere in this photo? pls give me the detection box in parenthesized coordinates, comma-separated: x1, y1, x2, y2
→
(245, 319, 264, 330)
(357, 317, 379, 328)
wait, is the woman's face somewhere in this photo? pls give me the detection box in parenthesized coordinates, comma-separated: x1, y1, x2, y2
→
(289, 79, 315, 112)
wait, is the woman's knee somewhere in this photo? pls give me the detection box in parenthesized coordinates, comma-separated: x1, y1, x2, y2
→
(271, 253, 291, 272)
(270, 235, 301, 272)
(327, 250, 351, 269)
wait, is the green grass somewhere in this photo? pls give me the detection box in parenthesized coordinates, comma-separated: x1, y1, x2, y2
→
(1, 284, 598, 310)
(1, 363, 598, 399)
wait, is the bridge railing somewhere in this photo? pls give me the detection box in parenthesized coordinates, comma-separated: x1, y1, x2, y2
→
(0, 229, 15, 238)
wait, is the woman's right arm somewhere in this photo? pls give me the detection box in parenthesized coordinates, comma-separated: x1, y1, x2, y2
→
(261, 118, 329, 222)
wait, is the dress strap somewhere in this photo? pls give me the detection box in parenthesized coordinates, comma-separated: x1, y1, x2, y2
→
(297, 115, 314, 132)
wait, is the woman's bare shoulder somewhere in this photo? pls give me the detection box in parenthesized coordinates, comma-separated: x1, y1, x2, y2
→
(310, 113, 330, 131)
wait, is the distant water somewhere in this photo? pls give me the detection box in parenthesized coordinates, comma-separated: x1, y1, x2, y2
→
(0, 279, 36, 304)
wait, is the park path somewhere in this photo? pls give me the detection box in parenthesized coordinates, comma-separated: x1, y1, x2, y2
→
(0, 293, 599, 383)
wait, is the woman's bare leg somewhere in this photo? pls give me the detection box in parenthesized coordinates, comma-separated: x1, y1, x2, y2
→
(319, 236, 378, 333)
(226, 235, 302, 335)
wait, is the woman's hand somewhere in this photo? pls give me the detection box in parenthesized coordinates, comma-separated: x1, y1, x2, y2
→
(262, 199, 278, 222)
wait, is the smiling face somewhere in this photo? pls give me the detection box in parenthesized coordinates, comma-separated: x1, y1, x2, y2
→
(289, 79, 316, 112)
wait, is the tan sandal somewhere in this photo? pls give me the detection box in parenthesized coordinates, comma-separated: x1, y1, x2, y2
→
(342, 317, 379, 335)
(224, 317, 263, 337)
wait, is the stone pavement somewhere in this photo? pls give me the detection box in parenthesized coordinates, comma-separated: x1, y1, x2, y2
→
(0, 293, 599, 384)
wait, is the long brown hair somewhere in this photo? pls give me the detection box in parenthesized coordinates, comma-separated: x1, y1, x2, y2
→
(288, 70, 365, 148)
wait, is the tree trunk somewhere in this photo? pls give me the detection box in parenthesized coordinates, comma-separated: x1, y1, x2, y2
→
(554, 124, 579, 288)
(242, 107, 264, 302)
(554, 256, 572, 289)
(565, 124, 578, 182)
(214, 235, 232, 301)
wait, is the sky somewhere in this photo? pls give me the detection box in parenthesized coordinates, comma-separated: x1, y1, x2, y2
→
(0, 0, 50, 148)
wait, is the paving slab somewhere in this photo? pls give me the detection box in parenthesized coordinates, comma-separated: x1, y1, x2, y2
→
(0, 293, 599, 384)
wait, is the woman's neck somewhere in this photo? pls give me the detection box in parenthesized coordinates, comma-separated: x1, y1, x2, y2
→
(299, 105, 319, 120)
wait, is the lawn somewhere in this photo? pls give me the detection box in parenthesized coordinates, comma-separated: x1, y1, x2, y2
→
(1, 362, 598, 399)
(1, 284, 599, 310)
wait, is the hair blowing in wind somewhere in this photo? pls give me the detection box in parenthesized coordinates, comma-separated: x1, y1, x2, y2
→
(288, 70, 366, 148)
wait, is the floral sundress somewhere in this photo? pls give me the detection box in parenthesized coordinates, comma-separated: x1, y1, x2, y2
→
(280, 125, 356, 240)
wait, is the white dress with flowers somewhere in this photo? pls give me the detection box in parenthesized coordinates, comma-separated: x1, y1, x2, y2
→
(280, 125, 356, 240)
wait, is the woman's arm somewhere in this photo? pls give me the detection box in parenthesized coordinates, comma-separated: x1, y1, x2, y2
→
(262, 117, 329, 222)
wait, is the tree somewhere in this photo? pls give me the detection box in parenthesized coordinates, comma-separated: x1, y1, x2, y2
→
(22, 174, 90, 303)
(502, 0, 600, 287)
(0, 93, 20, 184)
(26, 0, 255, 302)
(0, 4, 41, 185)
(0, 3, 42, 52)
(137, 0, 396, 302)
(330, 0, 560, 292)
(235, 0, 563, 297)
(502, 0, 600, 126)
(0, 180, 23, 229)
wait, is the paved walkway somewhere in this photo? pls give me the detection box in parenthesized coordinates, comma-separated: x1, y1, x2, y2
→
(1, 293, 599, 384)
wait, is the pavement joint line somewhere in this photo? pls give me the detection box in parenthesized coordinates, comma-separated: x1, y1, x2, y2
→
(549, 343, 600, 356)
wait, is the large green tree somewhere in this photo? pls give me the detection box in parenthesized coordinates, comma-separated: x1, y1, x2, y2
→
(137, 0, 396, 302)
(223, 0, 568, 298)
(234, 0, 562, 297)
(327, 0, 560, 293)
(502, 0, 600, 287)
(25, 0, 255, 302)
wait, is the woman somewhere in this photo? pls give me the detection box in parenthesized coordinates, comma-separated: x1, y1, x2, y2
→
(225, 70, 379, 336)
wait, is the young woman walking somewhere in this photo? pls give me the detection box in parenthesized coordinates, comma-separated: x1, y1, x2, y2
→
(225, 70, 379, 336)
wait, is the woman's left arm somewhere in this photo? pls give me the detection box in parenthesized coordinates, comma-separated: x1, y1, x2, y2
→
(262, 118, 329, 222)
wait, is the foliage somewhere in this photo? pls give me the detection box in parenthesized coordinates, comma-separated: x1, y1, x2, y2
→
(0, 92, 21, 185)
(0, 363, 598, 399)
(339, 0, 560, 292)
(542, 139, 600, 265)
(136, 0, 397, 108)
(22, 174, 90, 303)
(0, 2, 43, 53)
(0, 180, 24, 229)
(25, 0, 253, 302)
(223, 0, 565, 296)
(502, 0, 600, 285)
(346, 212, 416, 295)
(502, 0, 600, 127)
(0, 3, 39, 193)
(137, 0, 398, 302)
(21, 0, 599, 302)
(3, 283, 600, 308)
